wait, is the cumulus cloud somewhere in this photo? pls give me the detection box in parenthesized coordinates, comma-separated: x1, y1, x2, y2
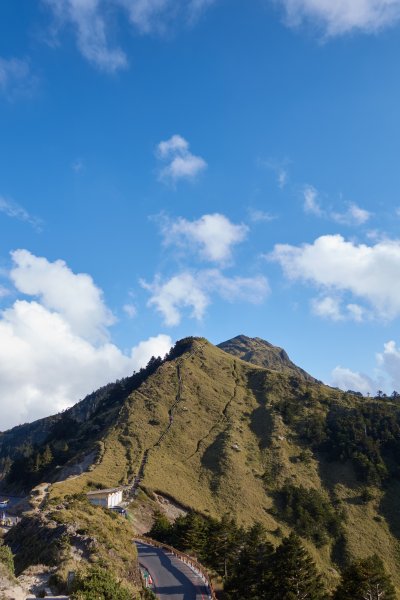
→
(311, 296, 367, 322)
(0, 196, 42, 230)
(331, 366, 375, 395)
(311, 296, 343, 321)
(330, 338, 400, 396)
(0, 250, 173, 429)
(278, 0, 400, 36)
(142, 269, 269, 326)
(156, 134, 207, 183)
(142, 272, 209, 326)
(161, 213, 248, 264)
(10, 249, 114, 343)
(270, 234, 400, 320)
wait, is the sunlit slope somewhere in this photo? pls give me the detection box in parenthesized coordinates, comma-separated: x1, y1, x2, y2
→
(45, 337, 400, 589)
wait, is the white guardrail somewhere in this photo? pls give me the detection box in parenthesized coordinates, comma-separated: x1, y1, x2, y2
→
(134, 535, 217, 600)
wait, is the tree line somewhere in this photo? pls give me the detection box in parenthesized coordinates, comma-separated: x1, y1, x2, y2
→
(149, 511, 395, 599)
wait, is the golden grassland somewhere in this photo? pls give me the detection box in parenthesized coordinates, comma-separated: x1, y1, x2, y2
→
(49, 338, 400, 592)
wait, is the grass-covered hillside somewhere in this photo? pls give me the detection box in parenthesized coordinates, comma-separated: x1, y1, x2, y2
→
(2, 335, 400, 592)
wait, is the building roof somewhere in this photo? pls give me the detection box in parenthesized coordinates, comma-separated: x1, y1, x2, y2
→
(87, 487, 123, 496)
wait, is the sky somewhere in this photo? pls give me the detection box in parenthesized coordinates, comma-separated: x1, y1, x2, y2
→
(2, 0, 400, 429)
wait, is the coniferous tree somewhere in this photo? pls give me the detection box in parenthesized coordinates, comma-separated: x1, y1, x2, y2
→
(269, 533, 326, 600)
(172, 512, 208, 558)
(224, 522, 274, 600)
(333, 555, 395, 600)
(149, 512, 172, 544)
(207, 514, 242, 577)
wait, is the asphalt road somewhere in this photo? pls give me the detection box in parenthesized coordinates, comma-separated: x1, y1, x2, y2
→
(135, 541, 210, 600)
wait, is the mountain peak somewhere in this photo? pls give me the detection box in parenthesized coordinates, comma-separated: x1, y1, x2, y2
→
(217, 335, 315, 382)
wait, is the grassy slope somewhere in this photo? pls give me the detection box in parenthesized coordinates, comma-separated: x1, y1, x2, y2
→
(50, 338, 400, 591)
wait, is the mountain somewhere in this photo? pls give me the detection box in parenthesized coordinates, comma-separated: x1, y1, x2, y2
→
(2, 336, 400, 594)
(217, 334, 316, 382)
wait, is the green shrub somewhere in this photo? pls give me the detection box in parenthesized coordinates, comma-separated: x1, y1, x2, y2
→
(0, 540, 14, 575)
(71, 566, 131, 600)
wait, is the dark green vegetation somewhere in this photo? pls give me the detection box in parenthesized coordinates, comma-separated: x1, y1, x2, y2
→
(71, 566, 132, 600)
(2, 335, 400, 592)
(333, 555, 396, 600)
(273, 482, 343, 546)
(0, 538, 14, 576)
(150, 511, 395, 599)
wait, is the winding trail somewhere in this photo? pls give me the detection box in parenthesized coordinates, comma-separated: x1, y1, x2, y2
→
(129, 343, 206, 497)
(186, 363, 240, 461)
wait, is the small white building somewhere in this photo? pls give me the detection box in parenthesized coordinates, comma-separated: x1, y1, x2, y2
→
(87, 487, 123, 508)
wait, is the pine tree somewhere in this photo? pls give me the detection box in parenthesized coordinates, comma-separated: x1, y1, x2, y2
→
(333, 555, 395, 600)
(224, 522, 274, 600)
(207, 514, 242, 577)
(269, 533, 326, 600)
(174, 512, 208, 557)
(149, 512, 172, 544)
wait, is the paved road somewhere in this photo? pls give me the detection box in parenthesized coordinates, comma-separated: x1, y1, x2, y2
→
(135, 542, 210, 600)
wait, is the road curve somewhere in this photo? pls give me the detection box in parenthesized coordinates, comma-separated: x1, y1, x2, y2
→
(135, 541, 210, 600)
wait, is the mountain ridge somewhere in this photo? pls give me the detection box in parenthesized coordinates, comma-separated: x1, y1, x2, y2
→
(2, 335, 400, 592)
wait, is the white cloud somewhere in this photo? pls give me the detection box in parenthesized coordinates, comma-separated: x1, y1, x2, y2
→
(0, 196, 42, 230)
(161, 213, 248, 264)
(302, 185, 370, 226)
(346, 303, 366, 322)
(0, 57, 35, 98)
(156, 134, 207, 183)
(311, 296, 343, 321)
(311, 296, 367, 322)
(141, 273, 209, 326)
(331, 203, 371, 226)
(303, 185, 322, 216)
(10, 249, 114, 343)
(117, 0, 215, 32)
(331, 338, 400, 396)
(0, 285, 10, 299)
(377, 341, 400, 392)
(0, 250, 173, 429)
(331, 366, 375, 395)
(208, 270, 269, 304)
(142, 269, 269, 326)
(123, 303, 138, 318)
(261, 159, 289, 189)
(270, 234, 400, 320)
(43, 0, 216, 70)
(248, 209, 276, 223)
(278, 0, 400, 36)
(44, 0, 128, 72)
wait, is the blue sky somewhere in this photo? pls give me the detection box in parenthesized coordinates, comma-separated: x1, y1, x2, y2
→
(2, 0, 400, 428)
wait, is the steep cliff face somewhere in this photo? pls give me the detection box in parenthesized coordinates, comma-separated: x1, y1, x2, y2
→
(2, 336, 400, 591)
